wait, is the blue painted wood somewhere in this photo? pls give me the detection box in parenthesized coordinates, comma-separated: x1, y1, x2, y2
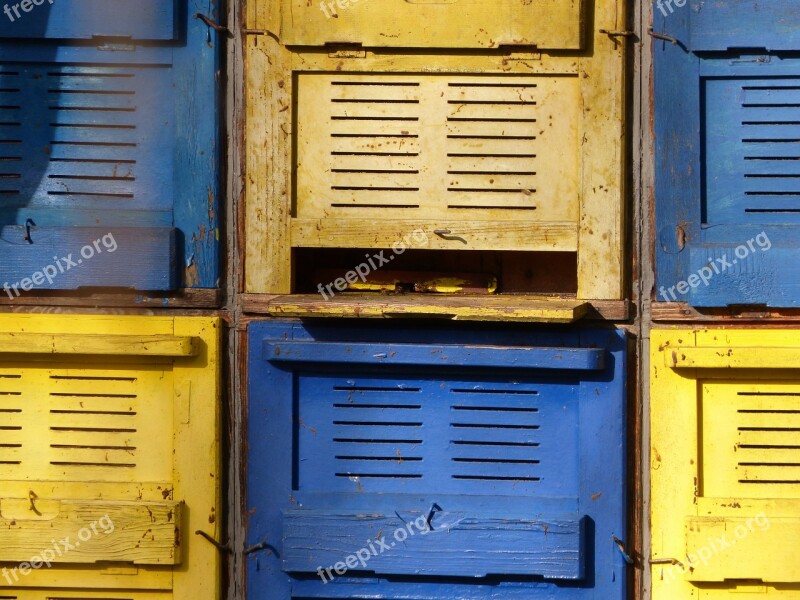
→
(688, 0, 800, 52)
(654, 2, 800, 307)
(247, 321, 628, 600)
(282, 510, 584, 580)
(0, 225, 175, 290)
(0, 1, 177, 40)
(0, 0, 221, 290)
(265, 341, 606, 370)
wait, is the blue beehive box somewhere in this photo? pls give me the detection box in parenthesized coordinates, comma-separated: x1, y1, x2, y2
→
(0, 0, 221, 291)
(246, 321, 628, 600)
(654, 0, 800, 307)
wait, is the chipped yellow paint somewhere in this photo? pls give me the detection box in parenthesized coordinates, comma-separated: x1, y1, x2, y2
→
(244, 0, 627, 312)
(0, 314, 221, 599)
(651, 328, 800, 599)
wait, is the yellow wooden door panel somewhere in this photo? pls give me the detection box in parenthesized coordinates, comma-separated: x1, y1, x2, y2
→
(652, 329, 800, 600)
(296, 73, 579, 224)
(0, 500, 181, 565)
(0, 315, 221, 599)
(0, 365, 173, 483)
(686, 517, 798, 583)
(269, 0, 584, 50)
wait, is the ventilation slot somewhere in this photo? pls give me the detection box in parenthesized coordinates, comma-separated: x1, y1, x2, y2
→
(326, 80, 421, 208)
(0, 372, 22, 465)
(46, 373, 140, 470)
(0, 63, 172, 212)
(708, 79, 800, 221)
(446, 82, 538, 210)
(449, 386, 542, 484)
(331, 384, 424, 480)
(736, 391, 800, 485)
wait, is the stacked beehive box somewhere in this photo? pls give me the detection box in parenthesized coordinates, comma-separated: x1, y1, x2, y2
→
(0, 1, 224, 598)
(243, 1, 631, 599)
(651, 2, 800, 598)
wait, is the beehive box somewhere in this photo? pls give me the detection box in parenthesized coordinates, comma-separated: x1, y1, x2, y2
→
(651, 328, 800, 599)
(246, 320, 629, 599)
(244, 0, 627, 322)
(0, 0, 221, 293)
(0, 314, 221, 599)
(654, 1, 800, 308)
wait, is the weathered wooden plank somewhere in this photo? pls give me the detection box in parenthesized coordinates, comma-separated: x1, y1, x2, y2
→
(0, 500, 182, 565)
(0, 333, 198, 356)
(283, 510, 584, 579)
(666, 346, 800, 369)
(265, 341, 605, 370)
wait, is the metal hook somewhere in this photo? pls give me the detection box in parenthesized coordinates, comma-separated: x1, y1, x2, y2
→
(612, 536, 634, 565)
(426, 502, 443, 530)
(28, 490, 42, 516)
(648, 28, 679, 45)
(599, 29, 636, 40)
(433, 229, 468, 245)
(23, 219, 36, 244)
(195, 530, 232, 554)
(194, 13, 233, 38)
(243, 540, 281, 556)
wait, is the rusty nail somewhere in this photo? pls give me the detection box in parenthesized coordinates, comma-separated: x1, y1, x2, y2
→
(28, 490, 41, 515)
(195, 530, 232, 554)
(648, 28, 679, 45)
(612, 536, 634, 565)
(193, 13, 233, 38)
(23, 218, 36, 244)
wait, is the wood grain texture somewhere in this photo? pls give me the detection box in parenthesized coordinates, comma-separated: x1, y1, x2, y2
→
(0, 333, 199, 356)
(0, 500, 182, 565)
(283, 510, 584, 579)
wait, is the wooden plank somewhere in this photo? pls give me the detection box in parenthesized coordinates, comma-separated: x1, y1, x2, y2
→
(652, 302, 800, 322)
(270, 0, 583, 50)
(244, 293, 589, 323)
(0, 288, 223, 309)
(0, 333, 199, 356)
(282, 510, 584, 579)
(576, 0, 626, 301)
(265, 341, 606, 370)
(291, 219, 577, 252)
(0, 500, 182, 565)
(666, 347, 800, 369)
(685, 517, 797, 583)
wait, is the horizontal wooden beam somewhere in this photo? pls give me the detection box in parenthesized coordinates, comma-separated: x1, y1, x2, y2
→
(292, 219, 577, 252)
(0, 333, 200, 357)
(666, 347, 800, 369)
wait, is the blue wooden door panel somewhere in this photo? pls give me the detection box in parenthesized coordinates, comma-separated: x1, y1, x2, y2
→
(0, 225, 175, 290)
(654, 3, 800, 307)
(247, 321, 628, 600)
(689, 0, 800, 52)
(0, 0, 177, 41)
(283, 510, 584, 579)
(0, 0, 222, 290)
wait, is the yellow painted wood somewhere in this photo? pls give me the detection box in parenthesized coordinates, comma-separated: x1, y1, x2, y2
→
(0, 500, 182, 565)
(0, 333, 199, 357)
(261, 294, 589, 323)
(666, 346, 800, 369)
(253, 0, 584, 50)
(296, 73, 579, 223)
(291, 219, 578, 252)
(244, 0, 627, 308)
(651, 328, 800, 600)
(0, 315, 221, 598)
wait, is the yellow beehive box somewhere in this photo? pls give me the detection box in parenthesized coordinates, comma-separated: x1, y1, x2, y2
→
(0, 314, 221, 599)
(244, 0, 627, 322)
(651, 328, 800, 599)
